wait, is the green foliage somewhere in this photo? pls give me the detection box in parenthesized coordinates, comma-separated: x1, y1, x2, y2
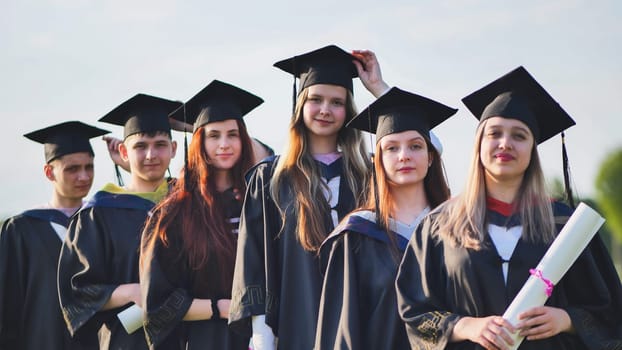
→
(548, 177, 622, 278)
(595, 148, 622, 243)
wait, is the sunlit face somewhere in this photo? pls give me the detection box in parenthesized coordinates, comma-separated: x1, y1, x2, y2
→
(380, 130, 430, 188)
(203, 119, 242, 171)
(120, 133, 177, 184)
(302, 84, 348, 139)
(480, 117, 534, 183)
(46, 152, 95, 202)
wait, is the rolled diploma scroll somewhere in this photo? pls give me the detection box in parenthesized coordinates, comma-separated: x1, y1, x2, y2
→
(117, 304, 143, 334)
(502, 202, 605, 349)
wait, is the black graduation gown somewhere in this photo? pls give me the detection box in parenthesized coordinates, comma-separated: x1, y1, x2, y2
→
(141, 188, 249, 350)
(395, 201, 622, 350)
(0, 209, 96, 350)
(58, 189, 162, 350)
(229, 156, 356, 349)
(314, 212, 411, 350)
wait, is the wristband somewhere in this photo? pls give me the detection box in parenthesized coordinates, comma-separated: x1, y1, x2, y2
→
(211, 299, 220, 320)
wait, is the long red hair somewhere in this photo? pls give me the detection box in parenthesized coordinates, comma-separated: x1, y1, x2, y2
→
(141, 119, 254, 291)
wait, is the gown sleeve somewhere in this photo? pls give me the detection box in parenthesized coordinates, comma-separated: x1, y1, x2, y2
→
(314, 233, 362, 350)
(229, 161, 274, 337)
(57, 208, 118, 337)
(0, 219, 22, 348)
(562, 233, 622, 348)
(395, 214, 461, 350)
(140, 231, 193, 348)
(550, 202, 622, 348)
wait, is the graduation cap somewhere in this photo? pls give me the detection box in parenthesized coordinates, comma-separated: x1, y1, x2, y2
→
(169, 80, 264, 132)
(461, 66, 576, 144)
(24, 121, 110, 163)
(347, 87, 458, 142)
(274, 45, 359, 112)
(462, 66, 577, 206)
(98, 93, 182, 139)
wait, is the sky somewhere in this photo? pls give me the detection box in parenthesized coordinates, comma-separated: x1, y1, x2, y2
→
(1, 0, 621, 218)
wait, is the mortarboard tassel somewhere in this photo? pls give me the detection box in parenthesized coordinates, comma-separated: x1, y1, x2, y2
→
(291, 70, 297, 115)
(166, 168, 173, 183)
(291, 56, 298, 115)
(368, 106, 384, 232)
(561, 132, 575, 209)
(114, 164, 124, 187)
(183, 103, 190, 193)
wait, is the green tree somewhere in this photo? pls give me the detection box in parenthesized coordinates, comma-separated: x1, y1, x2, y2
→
(595, 148, 622, 243)
(548, 176, 622, 278)
(595, 148, 622, 278)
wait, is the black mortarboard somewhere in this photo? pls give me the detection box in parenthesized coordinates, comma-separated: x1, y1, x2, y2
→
(169, 80, 263, 132)
(461, 66, 576, 144)
(347, 87, 458, 141)
(274, 45, 359, 111)
(24, 121, 110, 163)
(98, 93, 182, 139)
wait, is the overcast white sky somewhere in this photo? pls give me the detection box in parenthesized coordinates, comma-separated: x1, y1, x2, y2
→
(2, 0, 621, 218)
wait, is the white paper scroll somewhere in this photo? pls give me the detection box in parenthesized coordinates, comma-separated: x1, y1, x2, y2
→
(502, 202, 605, 349)
(117, 304, 143, 334)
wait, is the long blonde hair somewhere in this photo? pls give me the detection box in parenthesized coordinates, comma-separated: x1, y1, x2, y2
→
(435, 119, 555, 249)
(270, 87, 371, 252)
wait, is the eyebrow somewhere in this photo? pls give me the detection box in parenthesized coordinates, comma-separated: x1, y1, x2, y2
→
(383, 136, 425, 143)
(512, 126, 530, 133)
(206, 128, 239, 134)
(308, 93, 345, 100)
(487, 124, 530, 133)
(64, 162, 93, 168)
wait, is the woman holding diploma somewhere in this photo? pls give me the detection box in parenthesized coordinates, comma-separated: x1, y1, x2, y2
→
(395, 66, 622, 350)
(139, 80, 260, 349)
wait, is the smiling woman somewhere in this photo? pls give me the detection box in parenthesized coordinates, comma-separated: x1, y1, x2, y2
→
(203, 119, 243, 173)
(395, 66, 622, 350)
(302, 84, 348, 145)
(139, 79, 261, 349)
(314, 86, 457, 350)
(479, 117, 535, 189)
(379, 130, 430, 187)
(229, 45, 388, 350)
